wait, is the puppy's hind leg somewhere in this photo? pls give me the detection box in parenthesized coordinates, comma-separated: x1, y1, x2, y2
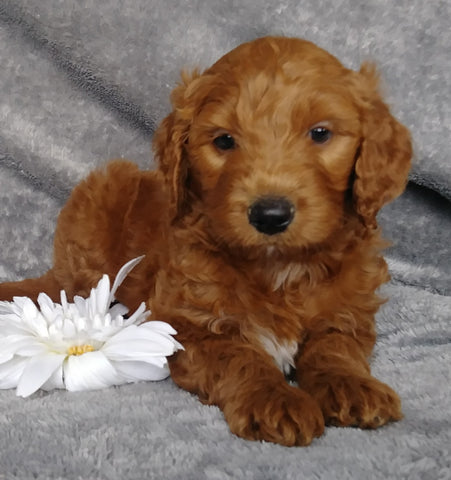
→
(0, 160, 144, 303)
(0, 270, 62, 303)
(49, 160, 147, 300)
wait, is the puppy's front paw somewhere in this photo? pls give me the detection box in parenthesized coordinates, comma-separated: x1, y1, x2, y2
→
(223, 384, 324, 446)
(311, 373, 402, 429)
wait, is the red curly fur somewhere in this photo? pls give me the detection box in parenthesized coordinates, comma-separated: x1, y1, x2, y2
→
(0, 37, 412, 446)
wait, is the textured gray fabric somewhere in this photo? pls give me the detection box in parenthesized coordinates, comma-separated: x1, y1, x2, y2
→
(0, 1, 450, 479)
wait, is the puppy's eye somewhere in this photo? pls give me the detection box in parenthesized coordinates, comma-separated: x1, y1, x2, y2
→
(309, 127, 332, 144)
(213, 134, 236, 151)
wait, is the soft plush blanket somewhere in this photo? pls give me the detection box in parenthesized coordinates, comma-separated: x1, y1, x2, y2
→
(0, 1, 450, 479)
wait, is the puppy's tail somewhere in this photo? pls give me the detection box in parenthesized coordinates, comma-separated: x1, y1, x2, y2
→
(0, 270, 62, 303)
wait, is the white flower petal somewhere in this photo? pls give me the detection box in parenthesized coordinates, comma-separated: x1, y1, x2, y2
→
(101, 324, 181, 360)
(86, 293, 96, 320)
(92, 313, 103, 330)
(0, 257, 179, 395)
(138, 322, 184, 352)
(0, 336, 48, 364)
(142, 321, 179, 336)
(22, 301, 49, 338)
(108, 323, 177, 344)
(72, 311, 87, 332)
(135, 356, 170, 369)
(0, 336, 28, 363)
(97, 275, 112, 315)
(102, 342, 176, 361)
(73, 296, 87, 318)
(108, 256, 145, 305)
(41, 365, 64, 391)
(37, 293, 57, 322)
(16, 354, 66, 397)
(0, 321, 35, 337)
(0, 303, 22, 327)
(64, 351, 122, 392)
(108, 303, 129, 319)
(60, 290, 70, 314)
(0, 357, 28, 389)
(0, 297, 27, 316)
(105, 352, 170, 368)
(62, 318, 77, 338)
(121, 302, 150, 328)
(0, 300, 15, 313)
(111, 360, 170, 382)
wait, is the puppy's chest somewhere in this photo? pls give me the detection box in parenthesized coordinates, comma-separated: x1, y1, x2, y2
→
(257, 330, 299, 376)
(163, 252, 320, 372)
(252, 292, 308, 376)
(248, 264, 325, 374)
(268, 261, 308, 292)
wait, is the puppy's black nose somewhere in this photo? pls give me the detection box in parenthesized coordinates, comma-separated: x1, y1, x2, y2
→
(248, 197, 295, 235)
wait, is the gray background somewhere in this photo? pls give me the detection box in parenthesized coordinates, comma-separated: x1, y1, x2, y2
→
(0, 1, 450, 479)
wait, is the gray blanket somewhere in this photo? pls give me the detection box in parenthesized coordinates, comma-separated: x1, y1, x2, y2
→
(0, 1, 450, 479)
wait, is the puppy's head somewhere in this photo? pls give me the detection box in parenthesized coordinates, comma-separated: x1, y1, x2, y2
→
(153, 36, 411, 252)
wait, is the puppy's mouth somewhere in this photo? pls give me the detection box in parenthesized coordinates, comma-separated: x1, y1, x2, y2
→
(247, 196, 295, 236)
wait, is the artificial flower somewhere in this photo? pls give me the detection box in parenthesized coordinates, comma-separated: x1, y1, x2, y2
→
(0, 256, 183, 397)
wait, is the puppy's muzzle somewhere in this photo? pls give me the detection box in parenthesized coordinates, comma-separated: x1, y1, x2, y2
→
(248, 196, 295, 235)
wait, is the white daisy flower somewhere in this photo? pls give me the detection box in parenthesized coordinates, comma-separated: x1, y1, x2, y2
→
(0, 256, 183, 397)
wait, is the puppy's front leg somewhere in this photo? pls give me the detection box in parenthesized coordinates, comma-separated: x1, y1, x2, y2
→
(168, 323, 324, 446)
(297, 332, 402, 429)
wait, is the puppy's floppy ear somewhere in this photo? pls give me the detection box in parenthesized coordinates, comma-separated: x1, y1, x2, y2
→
(152, 69, 204, 220)
(352, 64, 412, 228)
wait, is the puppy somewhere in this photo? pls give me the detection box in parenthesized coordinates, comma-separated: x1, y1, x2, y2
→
(0, 36, 411, 446)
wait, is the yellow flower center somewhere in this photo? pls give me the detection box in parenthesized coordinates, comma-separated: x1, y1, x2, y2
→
(67, 344, 95, 356)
